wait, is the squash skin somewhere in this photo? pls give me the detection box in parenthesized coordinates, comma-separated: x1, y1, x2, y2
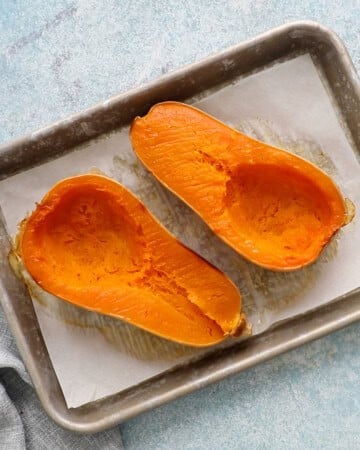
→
(130, 101, 349, 271)
(19, 174, 246, 347)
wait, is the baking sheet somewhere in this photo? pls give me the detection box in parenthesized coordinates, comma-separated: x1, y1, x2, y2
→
(0, 54, 359, 408)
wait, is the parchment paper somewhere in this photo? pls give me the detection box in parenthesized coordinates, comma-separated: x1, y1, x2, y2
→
(0, 54, 359, 408)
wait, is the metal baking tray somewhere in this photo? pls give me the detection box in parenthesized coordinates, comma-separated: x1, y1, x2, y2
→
(0, 21, 359, 433)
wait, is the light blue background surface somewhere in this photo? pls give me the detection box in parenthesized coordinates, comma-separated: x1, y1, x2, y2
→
(1, 1, 359, 448)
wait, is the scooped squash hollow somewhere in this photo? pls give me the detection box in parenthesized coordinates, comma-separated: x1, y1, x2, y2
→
(130, 102, 351, 271)
(18, 174, 246, 347)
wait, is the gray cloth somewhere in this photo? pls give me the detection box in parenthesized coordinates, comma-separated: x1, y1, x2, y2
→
(0, 306, 124, 449)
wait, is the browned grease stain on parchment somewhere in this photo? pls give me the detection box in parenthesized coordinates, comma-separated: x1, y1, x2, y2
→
(245, 235, 339, 313)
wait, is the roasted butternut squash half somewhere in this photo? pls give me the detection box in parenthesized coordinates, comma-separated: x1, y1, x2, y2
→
(131, 102, 350, 271)
(18, 174, 246, 346)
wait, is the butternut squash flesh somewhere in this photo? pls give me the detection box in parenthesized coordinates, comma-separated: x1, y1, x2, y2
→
(19, 174, 246, 346)
(131, 102, 349, 271)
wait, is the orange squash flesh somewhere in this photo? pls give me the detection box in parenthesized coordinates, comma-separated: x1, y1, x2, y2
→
(130, 102, 349, 271)
(19, 174, 246, 347)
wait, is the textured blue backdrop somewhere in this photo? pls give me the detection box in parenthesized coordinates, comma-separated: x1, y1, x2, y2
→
(0, 1, 359, 449)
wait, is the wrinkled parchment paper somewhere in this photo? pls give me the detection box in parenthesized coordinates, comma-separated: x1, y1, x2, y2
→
(0, 54, 359, 408)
